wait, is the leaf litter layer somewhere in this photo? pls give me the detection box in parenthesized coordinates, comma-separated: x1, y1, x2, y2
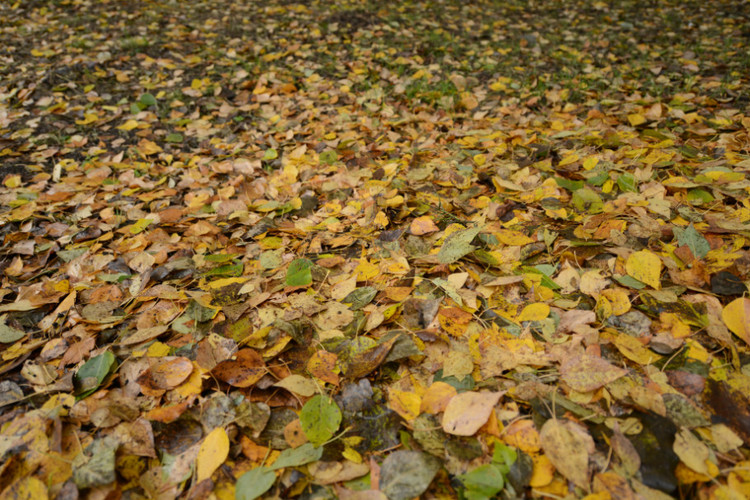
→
(1, 0, 750, 498)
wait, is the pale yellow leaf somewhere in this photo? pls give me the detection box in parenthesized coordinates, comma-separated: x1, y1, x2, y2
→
(196, 427, 230, 482)
(540, 419, 594, 488)
(442, 391, 502, 436)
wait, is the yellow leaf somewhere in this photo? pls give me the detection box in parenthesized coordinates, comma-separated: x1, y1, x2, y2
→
(494, 229, 534, 246)
(539, 419, 594, 488)
(558, 153, 580, 167)
(196, 427, 230, 482)
(75, 112, 99, 125)
(529, 453, 555, 487)
(674, 428, 714, 477)
(582, 156, 599, 170)
(502, 419, 541, 453)
(420, 381, 457, 414)
(388, 389, 421, 421)
(625, 250, 662, 289)
(1, 476, 48, 499)
(342, 446, 363, 464)
(722, 298, 750, 345)
(473, 153, 486, 166)
(628, 114, 646, 126)
(118, 119, 140, 131)
(206, 277, 248, 289)
(137, 138, 162, 156)
(517, 303, 550, 322)
(610, 332, 661, 365)
(354, 258, 379, 281)
(601, 288, 630, 315)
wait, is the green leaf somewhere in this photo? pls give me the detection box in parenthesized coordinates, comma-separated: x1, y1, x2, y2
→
(203, 263, 244, 277)
(675, 223, 710, 259)
(342, 287, 378, 310)
(285, 258, 313, 287)
(585, 170, 609, 187)
(165, 133, 183, 143)
(687, 188, 714, 206)
(492, 443, 517, 473)
(571, 188, 603, 214)
(129, 218, 153, 234)
(554, 177, 584, 192)
(269, 443, 323, 470)
(438, 225, 482, 264)
(75, 351, 116, 398)
(614, 274, 647, 290)
(235, 467, 276, 500)
(205, 253, 241, 262)
(97, 272, 131, 283)
(319, 150, 338, 164)
(262, 148, 278, 161)
(57, 248, 87, 262)
(300, 395, 342, 446)
(139, 93, 157, 107)
(617, 173, 638, 192)
(459, 464, 505, 498)
(0, 316, 25, 343)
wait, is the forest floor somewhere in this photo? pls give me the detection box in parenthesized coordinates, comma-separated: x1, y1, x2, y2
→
(2, 0, 750, 499)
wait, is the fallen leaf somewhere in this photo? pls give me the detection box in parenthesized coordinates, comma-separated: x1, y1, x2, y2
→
(722, 297, 750, 344)
(137, 357, 193, 391)
(196, 427, 230, 482)
(442, 391, 503, 436)
(539, 418, 595, 489)
(212, 349, 266, 387)
(625, 250, 662, 290)
(560, 355, 628, 392)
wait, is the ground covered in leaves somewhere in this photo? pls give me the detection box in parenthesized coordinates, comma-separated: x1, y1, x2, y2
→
(2, 0, 750, 498)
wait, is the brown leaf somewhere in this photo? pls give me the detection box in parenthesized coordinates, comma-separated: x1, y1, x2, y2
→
(212, 349, 266, 387)
(341, 337, 397, 379)
(138, 357, 194, 391)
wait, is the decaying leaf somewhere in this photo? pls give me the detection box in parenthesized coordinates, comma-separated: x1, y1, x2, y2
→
(212, 349, 266, 387)
(442, 391, 503, 436)
(539, 419, 595, 489)
(2, 1, 750, 498)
